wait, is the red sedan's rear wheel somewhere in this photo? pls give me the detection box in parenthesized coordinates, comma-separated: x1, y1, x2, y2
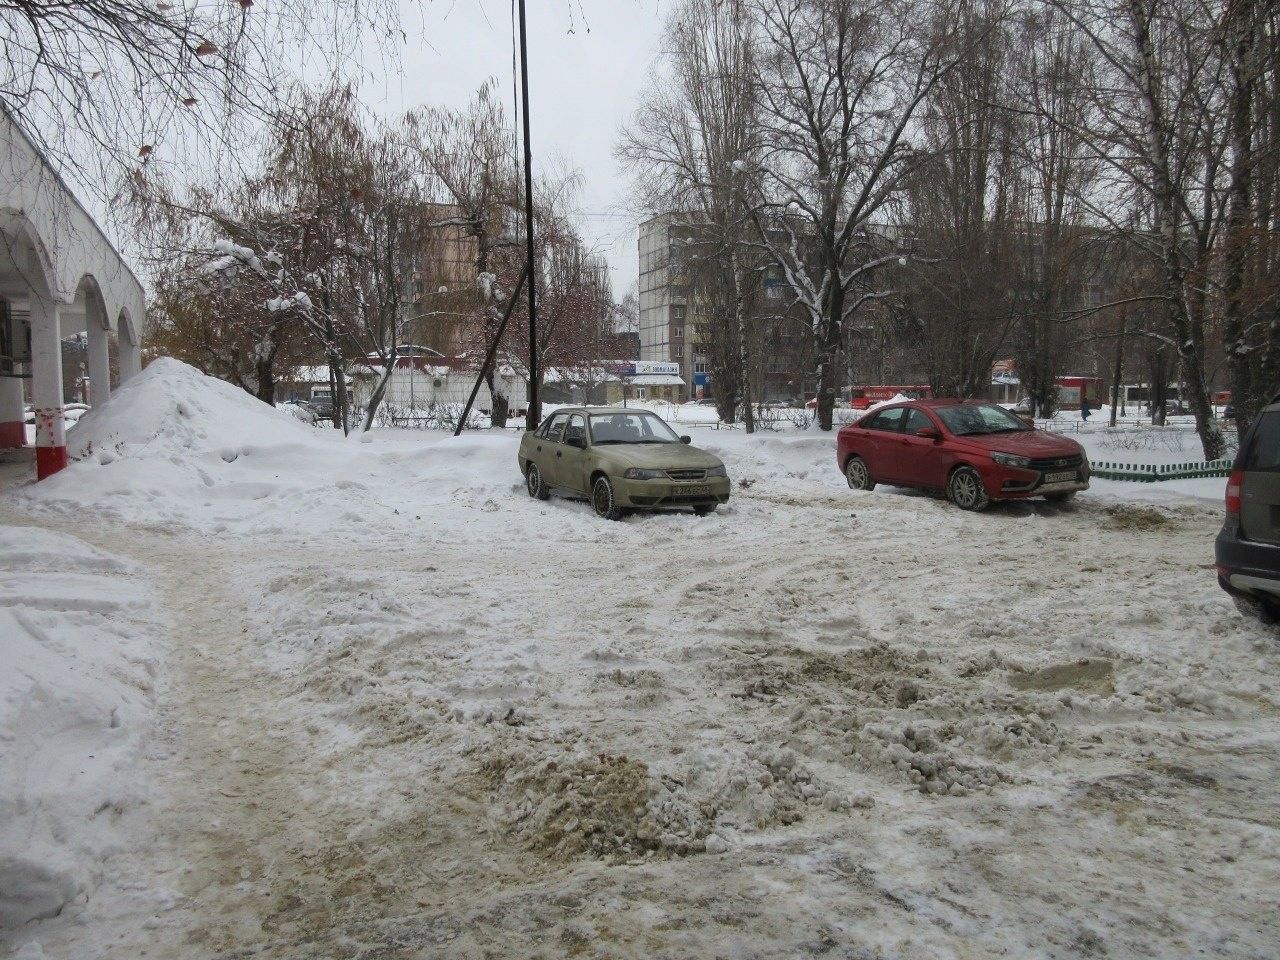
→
(947, 465, 990, 511)
(845, 455, 875, 491)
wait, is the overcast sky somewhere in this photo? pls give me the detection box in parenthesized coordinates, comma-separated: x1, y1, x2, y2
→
(359, 0, 669, 299)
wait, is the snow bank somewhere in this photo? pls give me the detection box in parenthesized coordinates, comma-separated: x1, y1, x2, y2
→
(65, 356, 314, 460)
(18, 359, 609, 542)
(0, 527, 156, 928)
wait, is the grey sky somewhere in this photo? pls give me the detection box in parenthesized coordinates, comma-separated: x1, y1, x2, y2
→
(361, 0, 668, 298)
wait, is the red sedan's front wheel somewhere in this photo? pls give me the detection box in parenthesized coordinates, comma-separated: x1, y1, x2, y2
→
(947, 466, 990, 511)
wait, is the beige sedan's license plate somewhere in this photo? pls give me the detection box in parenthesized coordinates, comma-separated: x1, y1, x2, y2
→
(684, 485, 712, 496)
(1044, 471, 1076, 484)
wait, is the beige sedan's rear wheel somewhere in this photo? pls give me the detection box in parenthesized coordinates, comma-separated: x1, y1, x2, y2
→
(526, 462, 550, 500)
(592, 475, 624, 521)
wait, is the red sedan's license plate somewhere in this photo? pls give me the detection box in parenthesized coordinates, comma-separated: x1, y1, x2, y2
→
(1044, 471, 1076, 484)
(683, 485, 712, 496)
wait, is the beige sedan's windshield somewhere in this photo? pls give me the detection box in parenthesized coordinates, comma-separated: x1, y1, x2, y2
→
(589, 412, 681, 445)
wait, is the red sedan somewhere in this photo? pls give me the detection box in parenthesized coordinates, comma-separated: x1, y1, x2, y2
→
(836, 400, 1090, 510)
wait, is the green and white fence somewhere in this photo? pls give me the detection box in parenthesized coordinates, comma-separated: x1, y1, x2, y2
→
(1090, 459, 1234, 482)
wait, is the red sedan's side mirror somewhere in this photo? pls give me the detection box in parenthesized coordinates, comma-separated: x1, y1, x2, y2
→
(916, 427, 941, 440)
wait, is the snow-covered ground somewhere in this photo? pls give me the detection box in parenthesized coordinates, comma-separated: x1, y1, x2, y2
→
(0, 528, 157, 929)
(2, 360, 1277, 959)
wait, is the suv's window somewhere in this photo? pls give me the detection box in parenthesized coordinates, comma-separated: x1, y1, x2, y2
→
(543, 413, 569, 441)
(866, 407, 906, 431)
(903, 408, 933, 434)
(1244, 411, 1280, 471)
(564, 414, 587, 446)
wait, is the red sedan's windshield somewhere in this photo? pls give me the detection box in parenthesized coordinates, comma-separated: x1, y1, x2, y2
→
(935, 404, 1031, 436)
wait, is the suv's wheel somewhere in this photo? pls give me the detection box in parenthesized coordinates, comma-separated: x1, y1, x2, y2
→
(845, 455, 875, 491)
(592, 475, 624, 521)
(947, 465, 990, 511)
(1233, 593, 1280, 627)
(526, 462, 550, 500)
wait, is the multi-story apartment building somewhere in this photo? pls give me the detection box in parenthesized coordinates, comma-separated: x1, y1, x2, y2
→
(639, 213, 816, 402)
(638, 214, 695, 400)
(400, 202, 482, 355)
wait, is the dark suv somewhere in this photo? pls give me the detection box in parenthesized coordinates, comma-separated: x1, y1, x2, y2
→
(1216, 398, 1280, 624)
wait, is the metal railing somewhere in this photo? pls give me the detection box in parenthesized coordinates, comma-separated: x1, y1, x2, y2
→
(1091, 458, 1234, 482)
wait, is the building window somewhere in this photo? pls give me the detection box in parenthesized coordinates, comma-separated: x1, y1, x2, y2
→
(695, 361, 707, 374)
(674, 345, 683, 358)
(636, 387, 647, 400)
(673, 326, 683, 340)
(671, 305, 686, 321)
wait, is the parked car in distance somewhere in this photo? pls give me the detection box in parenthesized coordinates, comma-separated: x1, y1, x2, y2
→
(308, 397, 338, 421)
(1011, 397, 1034, 415)
(837, 399, 1090, 510)
(517, 407, 730, 520)
(1216, 397, 1280, 625)
(281, 399, 319, 424)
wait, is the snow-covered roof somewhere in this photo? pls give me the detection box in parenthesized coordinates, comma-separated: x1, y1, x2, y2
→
(289, 366, 333, 383)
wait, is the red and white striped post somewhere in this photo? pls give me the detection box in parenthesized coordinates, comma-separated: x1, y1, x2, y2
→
(30, 295, 67, 479)
(0, 377, 22, 449)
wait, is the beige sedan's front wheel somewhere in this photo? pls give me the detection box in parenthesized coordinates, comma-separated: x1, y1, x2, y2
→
(526, 462, 550, 500)
(592, 475, 625, 521)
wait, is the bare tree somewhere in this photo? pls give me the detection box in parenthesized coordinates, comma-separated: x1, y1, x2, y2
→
(1220, 0, 1280, 438)
(413, 84, 523, 428)
(3, 0, 395, 203)
(620, 0, 763, 430)
(743, 0, 980, 430)
(1042, 0, 1230, 457)
(895, 0, 1024, 400)
(1010, 7, 1103, 417)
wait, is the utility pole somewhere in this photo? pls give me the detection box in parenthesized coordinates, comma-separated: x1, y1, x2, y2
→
(518, 0, 539, 431)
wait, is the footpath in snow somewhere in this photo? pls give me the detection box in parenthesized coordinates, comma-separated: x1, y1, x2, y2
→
(2, 360, 1278, 959)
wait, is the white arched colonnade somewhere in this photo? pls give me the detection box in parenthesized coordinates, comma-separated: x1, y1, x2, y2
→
(0, 106, 146, 478)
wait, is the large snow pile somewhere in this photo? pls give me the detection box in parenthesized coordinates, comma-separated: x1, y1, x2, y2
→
(20, 359, 350, 534)
(18, 359, 602, 541)
(64, 356, 318, 462)
(0, 526, 156, 928)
